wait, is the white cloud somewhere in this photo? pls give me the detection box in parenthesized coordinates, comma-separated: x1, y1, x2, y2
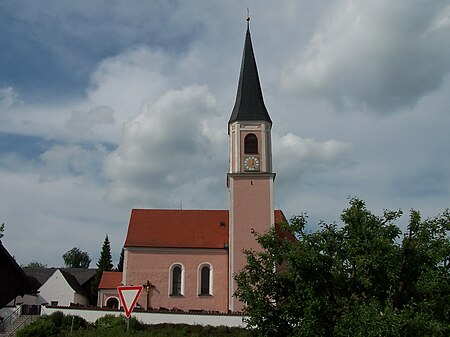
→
(280, 0, 450, 113)
(274, 132, 352, 183)
(427, 5, 450, 33)
(66, 105, 115, 136)
(40, 143, 108, 179)
(0, 87, 21, 111)
(104, 84, 226, 208)
(87, 47, 172, 123)
(0, 169, 128, 267)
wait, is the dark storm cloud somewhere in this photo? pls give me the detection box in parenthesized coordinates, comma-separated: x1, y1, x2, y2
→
(0, 1, 206, 101)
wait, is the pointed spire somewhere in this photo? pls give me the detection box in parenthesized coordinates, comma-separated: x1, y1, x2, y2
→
(229, 20, 272, 125)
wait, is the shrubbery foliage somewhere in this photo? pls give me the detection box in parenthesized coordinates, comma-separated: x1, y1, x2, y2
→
(17, 312, 253, 336)
(235, 198, 450, 336)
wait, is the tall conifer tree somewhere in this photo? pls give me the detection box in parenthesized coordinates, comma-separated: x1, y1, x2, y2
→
(116, 247, 124, 272)
(97, 235, 113, 271)
(91, 234, 113, 304)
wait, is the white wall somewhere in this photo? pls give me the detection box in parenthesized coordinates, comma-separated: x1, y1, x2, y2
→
(41, 306, 246, 328)
(39, 270, 79, 306)
(14, 293, 45, 306)
(13, 270, 89, 307)
(73, 292, 88, 306)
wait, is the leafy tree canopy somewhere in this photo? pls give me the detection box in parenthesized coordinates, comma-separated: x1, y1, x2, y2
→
(62, 247, 91, 269)
(23, 260, 48, 268)
(235, 198, 450, 337)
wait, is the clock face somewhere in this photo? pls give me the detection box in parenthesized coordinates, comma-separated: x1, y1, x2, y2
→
(244, 156, 260, 172)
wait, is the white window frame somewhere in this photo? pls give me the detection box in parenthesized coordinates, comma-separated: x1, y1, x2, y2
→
(105, 296, 120, 308)
(197, 263, 213, 296)
(168, 262, 185, 296)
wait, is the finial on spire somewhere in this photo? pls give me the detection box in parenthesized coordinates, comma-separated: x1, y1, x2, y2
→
(246, 7, 250, 23)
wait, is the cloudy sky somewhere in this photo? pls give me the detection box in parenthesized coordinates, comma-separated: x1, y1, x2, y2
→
(1, 1, 449, 267)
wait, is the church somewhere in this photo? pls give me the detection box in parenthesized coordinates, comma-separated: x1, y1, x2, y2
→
(98, 21, 286, 313)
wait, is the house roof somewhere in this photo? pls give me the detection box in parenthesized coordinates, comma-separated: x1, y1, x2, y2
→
(22, 267, 56, 287)
(61, 268, 96, 286)
(60, 269, 87, 295)
(274, 210, 287, 226)
(98, 271, 123, 289)
(229, 22, 272, 126)
(23, 268, 96, 298)
(124, 209, 287, 249)
(0, 241, 34, 307)
(23, 268, 96, 288)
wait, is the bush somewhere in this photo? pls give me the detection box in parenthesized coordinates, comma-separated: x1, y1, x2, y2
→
(95, 314, 126, 330)
(16, 312, 89, 337)
(16, 316, 58, 337)
(49, 311, 88, 331)
(95, 314, 144, 332)
(18, 312, 253, 337)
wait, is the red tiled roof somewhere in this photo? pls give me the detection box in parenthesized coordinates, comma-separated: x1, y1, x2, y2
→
(125, 209, 229, 249)
(124, 209, 286, 249)
(98, 271, 123, 289)
(274, 209, 287, 225)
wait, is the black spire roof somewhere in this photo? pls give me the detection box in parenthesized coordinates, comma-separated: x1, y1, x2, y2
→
(229, 22, 272, 125)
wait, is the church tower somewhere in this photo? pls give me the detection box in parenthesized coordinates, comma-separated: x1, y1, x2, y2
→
(228, 20, 275, 312)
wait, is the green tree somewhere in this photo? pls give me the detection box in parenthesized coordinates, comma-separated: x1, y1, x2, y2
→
(91, 235, 114, 304)
(23, 260, 48, 268)
(235, 198, 450, 337)
(97, 235, 113, 272)
(62, 247, 91, 269)
(116, 247, 124, 272)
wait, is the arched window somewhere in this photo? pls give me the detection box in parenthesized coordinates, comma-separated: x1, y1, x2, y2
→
(244, 133, 258, 154)
(172, 266, 182, 295)
(106, 297, 119, 309)
(169, 264, 184, 296)
(198, 264, 212, 295)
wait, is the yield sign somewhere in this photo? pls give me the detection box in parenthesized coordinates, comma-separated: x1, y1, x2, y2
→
(117, 285, 143, 318)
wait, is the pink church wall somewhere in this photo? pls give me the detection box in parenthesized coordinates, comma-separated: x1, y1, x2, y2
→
(124, 248, 229, 313)
(230, 175, 273, 311)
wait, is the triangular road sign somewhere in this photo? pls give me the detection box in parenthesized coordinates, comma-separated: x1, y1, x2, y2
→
(117, 285, 143, 318)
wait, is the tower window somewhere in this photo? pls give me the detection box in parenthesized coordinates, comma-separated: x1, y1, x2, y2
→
(244, 133, 258, 154)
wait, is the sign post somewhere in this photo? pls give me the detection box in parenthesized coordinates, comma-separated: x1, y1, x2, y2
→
(117, 285, 143, 331)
